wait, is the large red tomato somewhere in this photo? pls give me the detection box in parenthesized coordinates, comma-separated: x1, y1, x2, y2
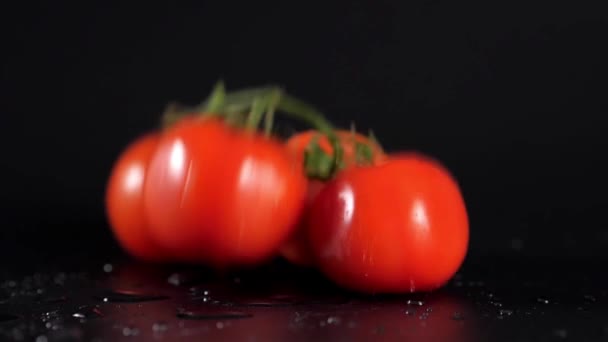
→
(279, 130, 386, 266)
(143, 116, 307, 267)
(105, 133, 169, 262)
(307, 153, 469, 293)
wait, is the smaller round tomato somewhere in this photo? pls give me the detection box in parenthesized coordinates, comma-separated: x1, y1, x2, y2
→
(285, 129, 386, 170)
(105, 133, 169, 262)
(308, 153, 469, 293)
(278, 130, 386, 266)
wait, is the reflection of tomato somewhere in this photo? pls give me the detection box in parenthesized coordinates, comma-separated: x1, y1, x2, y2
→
(105, 134, 169, 262)
(279, 130, 386, 266)
(318, 294, 476, 341)
(143, 117, 307, 267)
(308, 153, 469, 293)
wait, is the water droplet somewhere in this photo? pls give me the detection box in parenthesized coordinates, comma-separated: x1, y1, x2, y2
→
(122, 326, 140, 337)
(167, 271, 205, 287)
(72, 306, 103, 320)
(406, 300, 424, 306)
(0, 313, 20, 323)
(41, 310, 60, 323)
(553, 329, 568, 339)
(425, 307, 433, 313)
(216, 322, 224, 329)
(94, 290, 169, 303)
(152, 322, 169, 333)
(176, 307, 252, 320)
(35, 335, 48, 342)
(489, 301, 503, 307)
(405, 309, 416, 315)
(537, 297, 550, 304)
(103, 264, 113, 273)
(584, 294, 596, 302)
(327, 316, 341, 325)
(498, 309, 513, 317)
(188, 287, 212, 297)
(452, 312, 465, 321)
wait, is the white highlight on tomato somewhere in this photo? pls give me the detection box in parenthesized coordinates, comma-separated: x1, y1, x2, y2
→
(123, 164, 144, 192)
(168, 140, 186, 176)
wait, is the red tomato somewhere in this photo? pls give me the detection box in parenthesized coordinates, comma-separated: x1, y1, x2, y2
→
(105, 133, 169, 262)
(278, 179, 325, 266)
(143, 116, 307, 267)
(308, 153, 469, 293)
(278, 130, 386, 266)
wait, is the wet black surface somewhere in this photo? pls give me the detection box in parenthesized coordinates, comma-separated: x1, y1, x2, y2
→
(1, 254, 608, 342)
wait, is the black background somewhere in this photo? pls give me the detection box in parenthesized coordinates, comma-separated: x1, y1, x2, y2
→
(1, 1, 607, 261)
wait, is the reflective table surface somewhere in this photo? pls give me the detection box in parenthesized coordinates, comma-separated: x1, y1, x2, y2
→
(1, 252, 607, 342)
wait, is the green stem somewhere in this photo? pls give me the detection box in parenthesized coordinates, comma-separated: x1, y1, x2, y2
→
(276, 93, 344, 175)
(246, 97, 266, 131)
(368, 129, 383, 151)
(263, 89, 281, 137)
(205, 80, 226, 113)
(198, 86, 277, 113)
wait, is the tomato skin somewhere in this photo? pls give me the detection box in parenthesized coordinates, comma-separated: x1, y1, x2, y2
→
(307, 154, 469, 293)
(278, 179, 325, 266)
(143, 117, 307, 266)
(278, 130, 386, 266)
(105, 133, 169, 262)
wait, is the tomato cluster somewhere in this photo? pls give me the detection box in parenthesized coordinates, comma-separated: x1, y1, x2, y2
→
(105, 83, 469, 294)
